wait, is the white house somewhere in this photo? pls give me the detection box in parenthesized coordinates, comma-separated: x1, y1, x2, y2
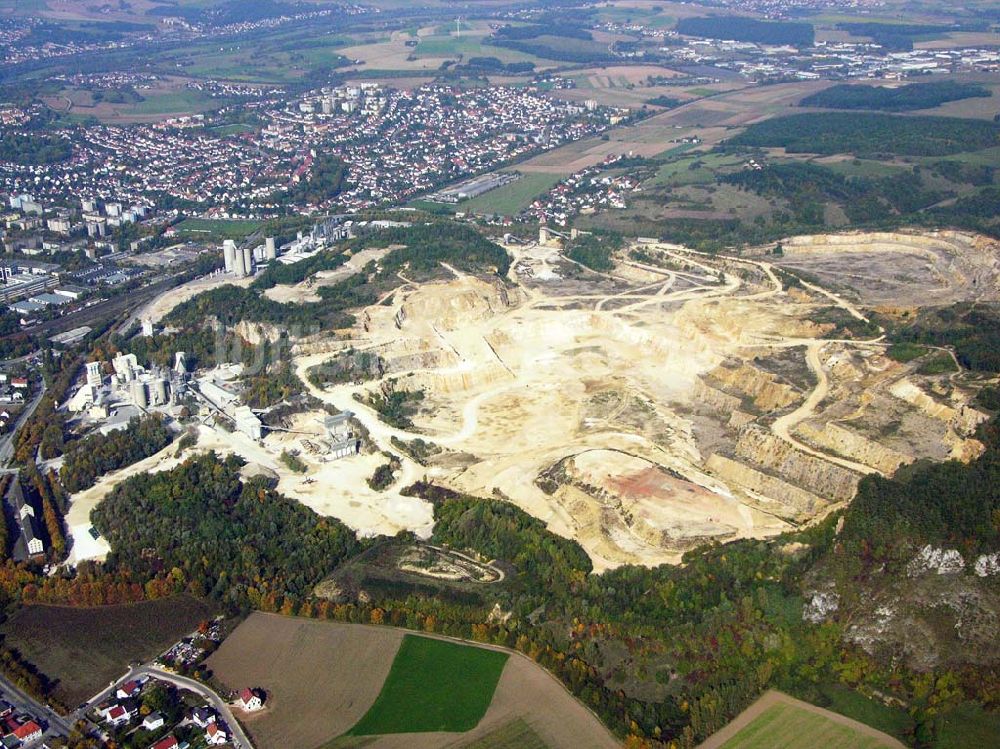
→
(205, 721, 228, 745)
(106, 704, 133, 727)
(239, 687, 264, 712)
(116, 679, 141, 700)
(190, 706, 215, 727)
(143, 712, 165, 731)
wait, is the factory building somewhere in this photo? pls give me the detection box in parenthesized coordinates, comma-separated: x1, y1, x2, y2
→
(324, 412, 360, 459)
(67, 350, 183, 415)
(7, 480, 43, 561)
(196, 376, 264, 440)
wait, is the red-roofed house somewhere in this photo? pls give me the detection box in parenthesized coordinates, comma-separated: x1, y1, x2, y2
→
(239, 687, 263, 712)
(205, 721, 228, 745)
(13, 720, 42, 743)
(106, 704, 133, 727)
(116, 680, 141, 699)
(151, 735, 178, 749)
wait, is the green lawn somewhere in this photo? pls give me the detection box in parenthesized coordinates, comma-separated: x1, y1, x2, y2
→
(937, 702, 1000, 749)
(651, 152, 742, 187)
(175, 217, 261, 240)
(720, 701, 899, 749)
(462, 172, 563, 215)
(348, 635, 509, 735)
(209, 123, 256, 137)
(815, 684, 912, 741)
(887, 342, 930, 363)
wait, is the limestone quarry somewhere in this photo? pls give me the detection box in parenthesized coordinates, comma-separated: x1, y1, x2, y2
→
(269, 231, 997, 571)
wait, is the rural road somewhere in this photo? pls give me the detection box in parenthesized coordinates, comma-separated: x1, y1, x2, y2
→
(83, 665, 254, 749)
(769, 342, 878, 476)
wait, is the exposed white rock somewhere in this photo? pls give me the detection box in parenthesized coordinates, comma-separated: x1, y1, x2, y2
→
(974, 552, 1000, 577)
(907, 545, 965, 577)
(803, 591, 839, 623)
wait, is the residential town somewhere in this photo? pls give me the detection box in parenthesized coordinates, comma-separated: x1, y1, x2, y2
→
(0, 83, 625, 217)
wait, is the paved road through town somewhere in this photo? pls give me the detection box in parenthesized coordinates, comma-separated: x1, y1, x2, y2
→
(0, 380, 46, 468)
(0, 670, 73, 741)
(81, 665, 254, 749)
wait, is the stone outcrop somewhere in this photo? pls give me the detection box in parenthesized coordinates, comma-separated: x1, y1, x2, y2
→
(705, 453, 824, 519)
(797, 421, 912, 475)
(734, 426, 860, 502)
(706, 363, 799, 412)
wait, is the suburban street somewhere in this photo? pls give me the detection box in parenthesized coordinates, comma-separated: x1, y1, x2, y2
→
(0, 670, 73, 743)
(0, 379, 46, 468)
(81, 665, 253, 749)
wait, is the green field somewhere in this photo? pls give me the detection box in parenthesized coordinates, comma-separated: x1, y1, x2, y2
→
(650, 152, 743, 187)
(128, 90, 231, 116)
(175, 217, 262, 240)
(462, 172, 563, 215)
(348, 635, 509, 735)
(720, 700, 899, 749)
(818, 159, 908, 179)
(937, 702, 1000, 749)
(814, 684, 912, 741)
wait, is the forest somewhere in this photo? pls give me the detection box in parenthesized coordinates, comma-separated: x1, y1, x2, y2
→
(92, 452, 360, 610)
(730, 112, 1000, 156)
(721, 162, 944, 225)
(566, 231, 623, 271)
(800, 81, 992, 112)
(884, 304, 1000, 373)
(836, 22, 986, 51)
(0, 131, 72, 165)
(676, 16, 815, 46)
(59, 416, 173, 493)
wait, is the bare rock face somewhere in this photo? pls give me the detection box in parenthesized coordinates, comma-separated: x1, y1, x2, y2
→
(844, 573, 1000, 671)
(797, 422, 912, 475)
(734, 426, 860, 502)
(974, 553, 1000, 577)
(706, 362, 799, 412)
(907, 545, 966, 577)
(705, 454, 824, 519)
(400, 278, 523, 331)
(803, 590, 840, 624)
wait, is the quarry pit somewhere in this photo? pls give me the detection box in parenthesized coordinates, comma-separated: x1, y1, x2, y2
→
(276, 232, 994, 570)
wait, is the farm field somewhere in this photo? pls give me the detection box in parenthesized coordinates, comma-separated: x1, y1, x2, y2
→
(42, 76, 233, 123)
(348, 635, 508, 735)
(518, 79, 828, 174)
(702, 691, 906, 749)
(206, 612, 619, 749)
(461, 172, 564, 215)
(0, 596, 215, 706)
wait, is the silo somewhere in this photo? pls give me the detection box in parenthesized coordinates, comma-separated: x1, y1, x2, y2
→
(265, 237, 277, 260)
(129, 380, 148, 408)
(242, 246, 254, 276)
(152, 379, 168, 406)
(223, 240, 237, 272)
(234, 248, 247, 278)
